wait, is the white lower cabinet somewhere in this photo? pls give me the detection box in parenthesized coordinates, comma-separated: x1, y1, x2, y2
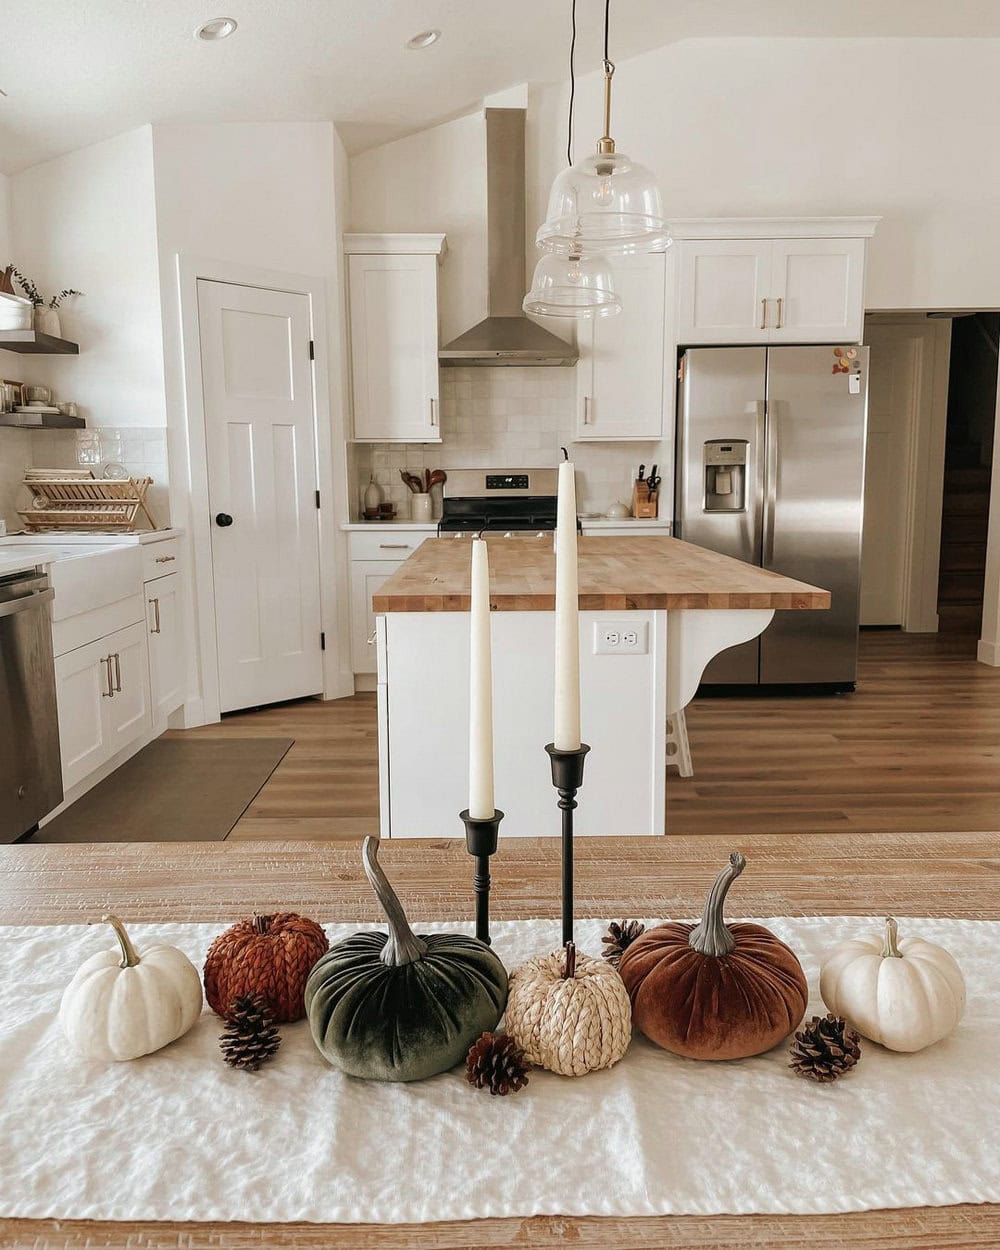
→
(55, 622, 152, 791)
(348, 529, 433, 675)
(146, 572, 184, 720)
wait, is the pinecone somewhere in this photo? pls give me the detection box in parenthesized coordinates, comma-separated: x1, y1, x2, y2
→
(220, 992, 281, 1071)
(602, 919, 646, 967)
(466, 1031, 530, 1096)
(789, 1013, 862, 1083)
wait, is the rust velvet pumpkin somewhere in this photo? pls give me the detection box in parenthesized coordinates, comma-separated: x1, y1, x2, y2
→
(618, 853, 808, 1061)
(204, 913, 329, 1023)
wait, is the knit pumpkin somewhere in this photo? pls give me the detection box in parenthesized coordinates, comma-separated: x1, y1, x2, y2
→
(305, 837, 508, 1082)
(505, 942, 631, 1077)
(203, 912, 329, 1023)
(619, 853, 808, 1061)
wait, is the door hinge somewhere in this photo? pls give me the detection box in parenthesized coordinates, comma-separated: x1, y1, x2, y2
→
(315, 489, 321, 509)
(309, 339, 315, 361)
(320, 631, 326, 651)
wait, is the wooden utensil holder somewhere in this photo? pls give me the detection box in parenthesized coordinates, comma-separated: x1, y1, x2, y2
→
(632, 479, 658, 518)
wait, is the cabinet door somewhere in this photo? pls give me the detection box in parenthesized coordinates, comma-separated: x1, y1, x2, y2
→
(348, 254, 441, 442)
(54, 636, 113, 791)
(351, 560, 403, 673)
(576, 253, 667, 440)
(146, 574, 185, 721)
(676, 240, 773, 344)
(103, 622, 152, 753)
(769, 238, 866, 343)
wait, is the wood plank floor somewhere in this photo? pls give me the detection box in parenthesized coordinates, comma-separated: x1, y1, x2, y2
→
(171, 630, 1000, 839)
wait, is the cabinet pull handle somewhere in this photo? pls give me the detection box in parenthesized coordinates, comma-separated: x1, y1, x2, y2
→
(113, 652, 122, 693)
(776, 296, 783, 329)
(378, 543, 411, 550)
(154, 554, 176, 564)
(150, 597, 161, 634)
(429, 397, 438, 427)
(760, 298, 768, 330)
(583, 396, 592, 424)
(367, 629, 377, 646)
(101, 656, 114, 698)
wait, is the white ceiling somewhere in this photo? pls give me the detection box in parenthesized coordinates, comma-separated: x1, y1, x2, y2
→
(3, 0, 1000, 174)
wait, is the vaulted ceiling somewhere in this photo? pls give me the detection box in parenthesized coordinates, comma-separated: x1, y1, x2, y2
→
(3, 0, 1000, 173)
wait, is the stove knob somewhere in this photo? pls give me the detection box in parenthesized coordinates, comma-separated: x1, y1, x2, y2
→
(535, 531, 544, 539)
(504, 531, 513, 539)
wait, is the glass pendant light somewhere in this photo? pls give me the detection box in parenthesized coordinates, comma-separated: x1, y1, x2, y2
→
(536, 2, 669, 256)
(523, 0, 622, 318)
(523, 247, 622, 318)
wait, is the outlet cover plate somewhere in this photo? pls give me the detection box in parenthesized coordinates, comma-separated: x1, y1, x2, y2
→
(593, 620, 649, 655)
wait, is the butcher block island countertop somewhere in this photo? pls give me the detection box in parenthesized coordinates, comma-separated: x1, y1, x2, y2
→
(372, 534, 830, 612)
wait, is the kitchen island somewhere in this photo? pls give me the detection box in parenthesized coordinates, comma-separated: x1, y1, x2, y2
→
(373, 535, 828, 837)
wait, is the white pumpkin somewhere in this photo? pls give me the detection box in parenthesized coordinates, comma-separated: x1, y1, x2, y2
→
(820, 917, 965, 1053)
(60, 914, 203, 1061)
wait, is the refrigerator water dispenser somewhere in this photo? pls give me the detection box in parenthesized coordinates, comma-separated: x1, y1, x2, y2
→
(704, 440, 748, 512)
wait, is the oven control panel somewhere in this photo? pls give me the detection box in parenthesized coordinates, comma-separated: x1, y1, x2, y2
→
(485, 474, 529, 490)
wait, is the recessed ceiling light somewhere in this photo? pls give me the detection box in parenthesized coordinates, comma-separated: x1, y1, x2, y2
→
(195, 17, 238, 41)
(406, 29, 440, 50)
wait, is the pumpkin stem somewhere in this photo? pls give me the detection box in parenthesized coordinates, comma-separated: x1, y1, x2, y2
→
(95, 913, 140, 968)
(563, 940, 577, 980)
(688, 852, 746, 957)
(882, 916, 903, 958)
(252, 915, 271, 935)
(362, 836, 427, 967)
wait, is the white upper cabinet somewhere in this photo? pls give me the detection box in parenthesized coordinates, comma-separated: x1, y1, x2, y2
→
(674, 220, 878, 346)
(675, 240, 773, 345)
(345, 234, 447, 443)
(576, 251, 668, 441)
(768, 238, 866, 343)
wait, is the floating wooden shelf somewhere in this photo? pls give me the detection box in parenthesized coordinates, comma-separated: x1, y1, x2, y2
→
(0, 330, 79, 354)
(0, 414, 85, 429)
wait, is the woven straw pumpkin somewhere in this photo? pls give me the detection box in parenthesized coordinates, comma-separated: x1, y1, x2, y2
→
(505, 942, 631, 1076)
(204, 913, 328, 1023)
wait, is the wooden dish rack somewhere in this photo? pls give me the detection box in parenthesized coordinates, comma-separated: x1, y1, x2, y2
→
(19, 474, 157, 532)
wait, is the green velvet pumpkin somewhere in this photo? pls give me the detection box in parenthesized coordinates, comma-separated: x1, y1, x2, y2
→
(305, 837, 508, 1082)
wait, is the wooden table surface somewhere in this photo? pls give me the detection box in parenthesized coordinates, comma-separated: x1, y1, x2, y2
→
(373, 535, 830, 612)
(2, 833, 997, 1250)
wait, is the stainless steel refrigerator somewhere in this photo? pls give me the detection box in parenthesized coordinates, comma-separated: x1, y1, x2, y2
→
(675, 346, 868, 688)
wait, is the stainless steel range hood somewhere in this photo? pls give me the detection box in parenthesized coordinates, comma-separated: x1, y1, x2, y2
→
(439, 108, 577, 368)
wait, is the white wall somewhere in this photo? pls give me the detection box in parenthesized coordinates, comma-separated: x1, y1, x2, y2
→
(151, 120, 354, 716)
(529, 37, 1000, 312)
(8, 126, 166, 426)
(0, 173, 10, 262)
(349, 110, 488, 345)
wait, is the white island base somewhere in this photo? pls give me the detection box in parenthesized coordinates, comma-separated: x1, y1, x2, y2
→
(376, 608, 774, 837)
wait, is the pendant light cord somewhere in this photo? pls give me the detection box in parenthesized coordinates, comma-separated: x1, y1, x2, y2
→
(604, 0, 611, 63)
(566, 0, 576, 167)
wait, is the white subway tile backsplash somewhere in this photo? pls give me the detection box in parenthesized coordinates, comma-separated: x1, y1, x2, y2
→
(352, 367, 669, 517)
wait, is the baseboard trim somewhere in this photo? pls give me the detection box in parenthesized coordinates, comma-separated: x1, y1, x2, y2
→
(354, 673, 377, 693)
(977, 639, 1000, 666)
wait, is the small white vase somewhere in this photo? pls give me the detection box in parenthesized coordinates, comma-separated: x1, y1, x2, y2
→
(34, 307, 61, 337)
(411, 492, 433, 523)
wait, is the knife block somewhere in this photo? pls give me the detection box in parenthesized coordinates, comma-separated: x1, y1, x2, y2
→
(632, 479, 658, 518)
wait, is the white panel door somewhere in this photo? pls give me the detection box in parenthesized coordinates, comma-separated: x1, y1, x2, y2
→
(348, 254, 440, 441)
(576, 252, 666, 440)
(146, 573, 185, 719)
(676, 240, 773, 344)
(55, 637, 112, 791)
(769, 238, 866, 343)
(198, 279, 323, 713)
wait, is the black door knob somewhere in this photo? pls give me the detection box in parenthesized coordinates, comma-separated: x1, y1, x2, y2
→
(215, 512, 233, 527)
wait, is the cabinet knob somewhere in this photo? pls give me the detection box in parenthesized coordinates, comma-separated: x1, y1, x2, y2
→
(215, 513, 233, 527)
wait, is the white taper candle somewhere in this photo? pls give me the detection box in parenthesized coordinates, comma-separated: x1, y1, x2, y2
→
(554, 460, 581, 751)
(468, 537, 495, 819)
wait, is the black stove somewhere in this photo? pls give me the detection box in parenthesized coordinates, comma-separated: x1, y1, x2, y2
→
(438, 468, 561, 534)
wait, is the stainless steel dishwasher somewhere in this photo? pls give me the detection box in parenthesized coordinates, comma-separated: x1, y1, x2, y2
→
(0, 569, 63, 841)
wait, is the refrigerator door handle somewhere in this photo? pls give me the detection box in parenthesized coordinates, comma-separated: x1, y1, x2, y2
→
(763, 398, 778, 569)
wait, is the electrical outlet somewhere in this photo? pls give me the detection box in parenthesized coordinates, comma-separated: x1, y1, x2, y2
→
(594, 621, 649, 654)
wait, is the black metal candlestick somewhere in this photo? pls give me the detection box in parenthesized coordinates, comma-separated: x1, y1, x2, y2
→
(460, 808, 504, 945)
(544, 742, 590, 945)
